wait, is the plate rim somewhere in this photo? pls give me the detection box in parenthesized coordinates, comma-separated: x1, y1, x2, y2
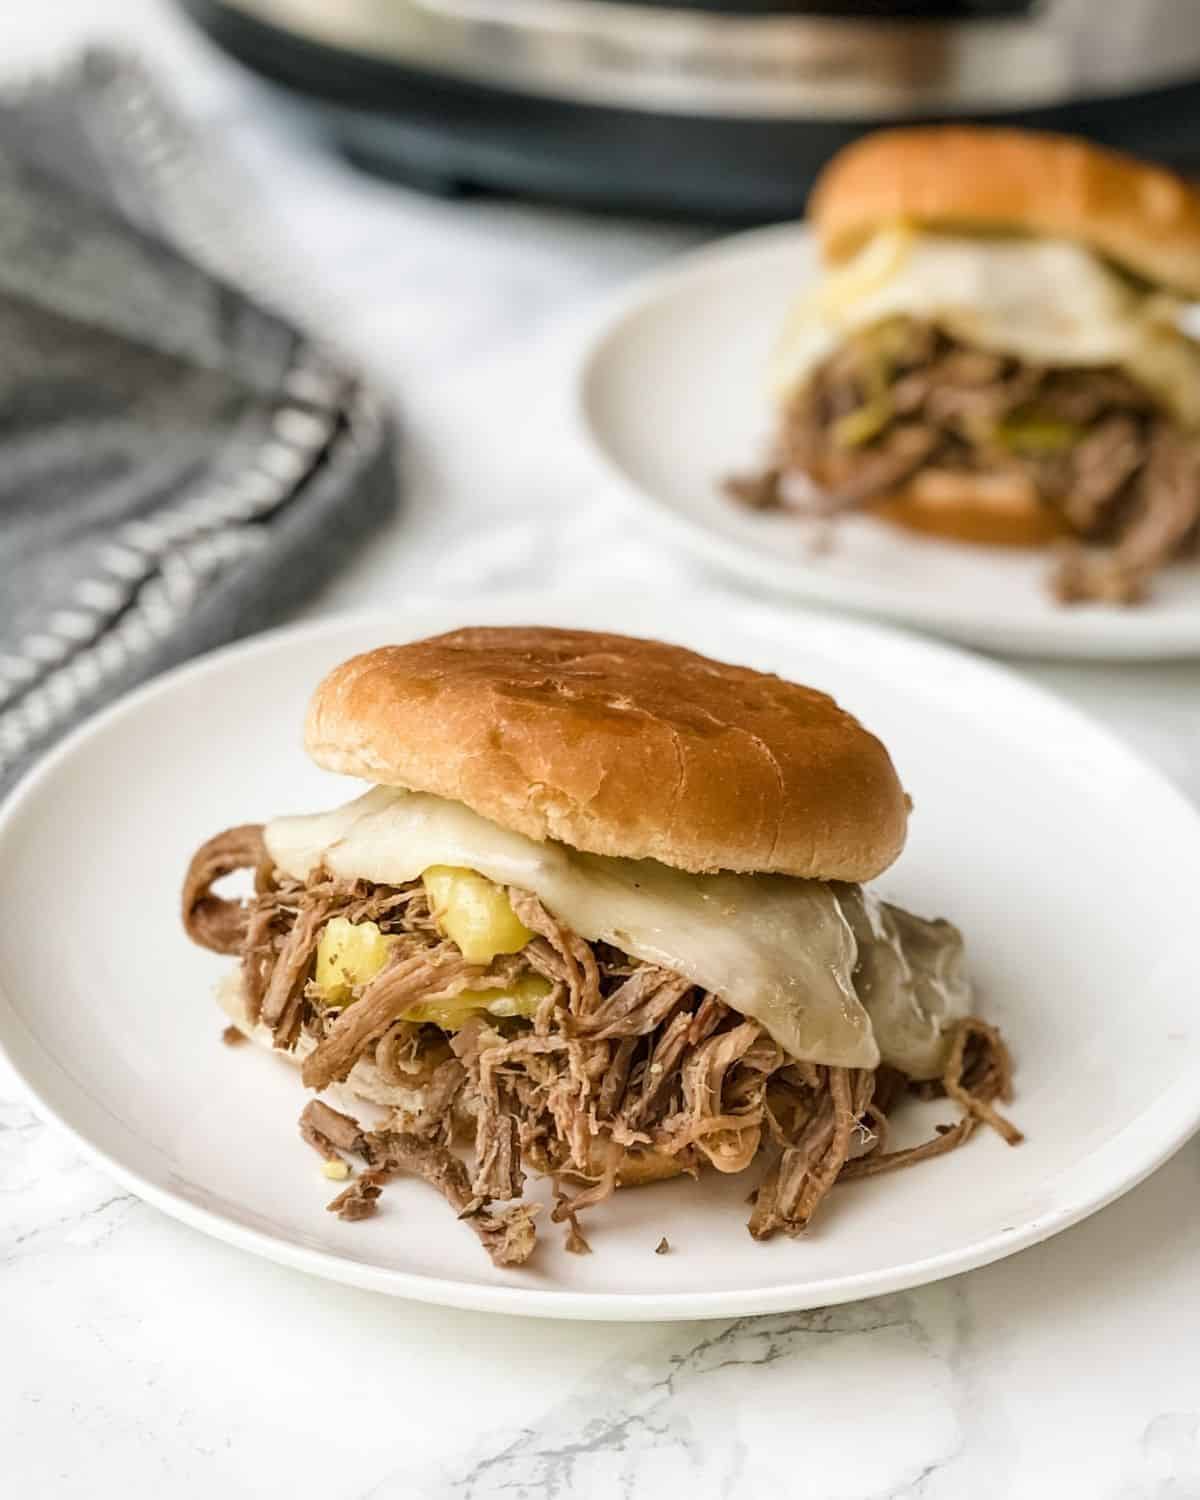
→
(573, 220, 1200, 662)
(4, 594, 1200, 1320)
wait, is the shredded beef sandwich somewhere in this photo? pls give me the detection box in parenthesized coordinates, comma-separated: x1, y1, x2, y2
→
(729, 127, 1200, 604)
(182, 627, 1018, 1266)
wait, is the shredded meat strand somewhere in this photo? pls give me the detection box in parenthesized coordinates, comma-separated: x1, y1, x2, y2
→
(509, 890, 601, 1016)
(365, 1130, 539, 1266)
(327, 1175, 383, 1221)
(941, 1017, 1023, 1146)
(840, 1018, 1020, 1179)
(749, 1067, 874, 1239)
(261, 896, 339, 1049)
(579, 968, 694, 1040)
(181, 825, 267, 954)
(300, 1098, 370, 1155)
(186, 832, 1020, 1265)
(302, 947, 481, 1091)
(837, 1117, 976, 1180)
(406, 1058, 468, 1143)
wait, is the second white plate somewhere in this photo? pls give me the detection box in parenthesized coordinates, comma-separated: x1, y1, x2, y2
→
(578, 223, 1200, 659)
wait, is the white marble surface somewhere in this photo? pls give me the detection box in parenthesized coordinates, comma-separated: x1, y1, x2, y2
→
(6, 4, 1200, 1496)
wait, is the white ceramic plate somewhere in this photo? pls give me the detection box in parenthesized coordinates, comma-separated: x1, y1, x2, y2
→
(578, 223, 1200, 660)
(3, 593, 1199, 1320)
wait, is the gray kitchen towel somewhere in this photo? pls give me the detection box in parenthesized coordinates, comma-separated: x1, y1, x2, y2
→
(0, 51, 398, 795)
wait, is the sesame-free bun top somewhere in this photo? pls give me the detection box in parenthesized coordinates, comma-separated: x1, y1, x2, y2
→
(305, 627, 907, 882)
(811, 126, 1200, 298)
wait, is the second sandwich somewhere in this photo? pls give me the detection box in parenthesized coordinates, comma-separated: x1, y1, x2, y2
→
(733, 127, 1200, 605)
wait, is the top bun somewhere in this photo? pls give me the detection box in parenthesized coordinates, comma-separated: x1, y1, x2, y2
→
(305, 627, 907, 882)
(811, 126, 1200, 297)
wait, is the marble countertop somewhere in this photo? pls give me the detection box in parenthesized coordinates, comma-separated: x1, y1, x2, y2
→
(6, 4, 1200, 1496)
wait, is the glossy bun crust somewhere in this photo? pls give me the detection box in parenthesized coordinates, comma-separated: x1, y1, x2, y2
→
(305, 626, 908, 882)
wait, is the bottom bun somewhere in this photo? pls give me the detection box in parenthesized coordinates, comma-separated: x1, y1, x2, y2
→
(867, 474, 1072, 548)
(215, 974, 688, 1189)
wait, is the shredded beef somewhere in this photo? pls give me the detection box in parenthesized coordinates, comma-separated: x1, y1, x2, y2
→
(810, 424, 940, 510)
(302, 945, 480, 1091)
(182, 825, 268, 954)
(1036, 367, 1157, 426)
(941, 1017, 1022, 1146)
(596, 1036, 639, 1120)
(730, 316, 1200, 604)
(725, 467, 783, 511)
(1059, 414, 1144, 533)
(508, 890, 602, 1016)
(749, 1067, 873, 1238)
(308, 1105, 538, 1261)
(327, 1175, 384, 1221)
(364, 1130, 539, 1266)
(840, 1017, 1019, 1182)
(406, 1058, 468, 1143)
(1053, 423, 1200, 603)
(186, 831, 1020, 1265)
(300, 1098, 370, 1156)
(577, 967, 693, 1040)
(261, 895, 340, 1048)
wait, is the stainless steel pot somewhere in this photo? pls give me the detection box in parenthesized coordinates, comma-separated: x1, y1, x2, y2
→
(215, 0, 1200, 117)
(184, 0, 1200, 218)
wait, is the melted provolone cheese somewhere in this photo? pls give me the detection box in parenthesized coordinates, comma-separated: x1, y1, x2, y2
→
(837, 885, 970, 1081)
(771, 228, 1200, 428)
(266, 787, 969, 1075)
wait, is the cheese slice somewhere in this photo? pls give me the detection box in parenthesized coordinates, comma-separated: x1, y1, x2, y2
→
(837, 885, 970, 1081)
(265, 786, 968, 1075)
(771, 229, 1200, 428)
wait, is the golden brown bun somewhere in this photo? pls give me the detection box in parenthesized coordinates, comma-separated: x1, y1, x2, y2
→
(870, 492, 1065, 549)
(215, 975, 687, 1189)
(808, 449, 1073, 550)
(305, 626, 907, 882)
(811, 126, 1200, 297)
(868, 482, 1072, 549)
